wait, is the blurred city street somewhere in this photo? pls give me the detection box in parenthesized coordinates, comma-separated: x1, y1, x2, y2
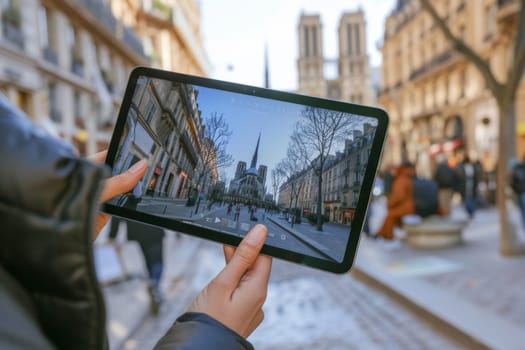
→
(99, 196, 525, 350)
(3, 0, 525, 349)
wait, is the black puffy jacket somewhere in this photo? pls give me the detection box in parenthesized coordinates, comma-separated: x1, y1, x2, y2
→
(0, 95, 253, 350)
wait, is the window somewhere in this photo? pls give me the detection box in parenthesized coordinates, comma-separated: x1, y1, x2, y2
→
(347, 23, 353, 55)
(311, 26, 317, 56)
(74, 91, 81, 121)
(38, 6, 49, 49)
(68, 24, 76, 49)
(48, 83, 61, 122)
(303, 26, 309, 57)
(485, 4, 496, 39)
(355, 24, 360, 55)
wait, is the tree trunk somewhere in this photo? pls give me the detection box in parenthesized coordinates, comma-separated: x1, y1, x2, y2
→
(496, 98, 525, 255)
(316, 172, 323, 231)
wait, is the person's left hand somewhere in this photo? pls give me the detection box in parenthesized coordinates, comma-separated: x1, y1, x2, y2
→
(88, 150, 148, 239)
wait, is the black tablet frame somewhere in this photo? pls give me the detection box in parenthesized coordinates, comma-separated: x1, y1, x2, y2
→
(102, 66, 389, 273)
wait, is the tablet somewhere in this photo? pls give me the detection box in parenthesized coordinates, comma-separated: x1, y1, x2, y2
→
(103, 67, 388, 273)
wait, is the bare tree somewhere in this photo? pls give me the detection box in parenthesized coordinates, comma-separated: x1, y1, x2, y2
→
(271, 168, 284, 205)
(275, 137, 310, 224)
(194, 112, 234, 213)
(419, 0, 525, 255)
(293, 106, 358, 231)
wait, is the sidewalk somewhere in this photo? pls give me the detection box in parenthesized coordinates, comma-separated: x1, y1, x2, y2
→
(96, 222, 202, 350)
(355, 202, 525, 350)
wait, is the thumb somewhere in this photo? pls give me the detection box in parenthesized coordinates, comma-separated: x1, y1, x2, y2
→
(216, 225, 267, 288)
(99, 159, 148, 203)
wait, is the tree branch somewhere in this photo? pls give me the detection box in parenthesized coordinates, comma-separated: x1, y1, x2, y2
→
(419, 0, 503, 95)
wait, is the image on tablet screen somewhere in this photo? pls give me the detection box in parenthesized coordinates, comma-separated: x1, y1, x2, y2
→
(109, 76, 378, 263)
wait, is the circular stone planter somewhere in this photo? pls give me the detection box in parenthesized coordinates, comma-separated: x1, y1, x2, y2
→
(403, 217, 467, 249)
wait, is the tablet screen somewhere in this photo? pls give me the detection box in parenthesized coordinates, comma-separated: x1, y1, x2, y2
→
(105, 68, 387, 272)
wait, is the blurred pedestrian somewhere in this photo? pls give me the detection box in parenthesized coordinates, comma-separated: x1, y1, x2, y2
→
(456, 155, 481, 219)
(234, 204, 241, 221)
(109, 217, 165, 314)
(375, 162, 417, 240)
(511, 155, 525, 228)
(433, 153, 459, 216)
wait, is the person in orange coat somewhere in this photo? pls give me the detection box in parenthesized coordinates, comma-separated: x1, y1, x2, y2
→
(375, 162, 417, 240)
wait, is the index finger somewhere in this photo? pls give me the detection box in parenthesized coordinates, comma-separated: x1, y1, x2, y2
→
(216, 225, 267, 288)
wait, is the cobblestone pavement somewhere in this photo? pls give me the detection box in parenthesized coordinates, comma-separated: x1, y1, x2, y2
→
(122, 237, 465, 350)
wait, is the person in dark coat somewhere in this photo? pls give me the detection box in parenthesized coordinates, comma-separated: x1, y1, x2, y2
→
(456, 155, 481, 219)
(109, 175, 166, 313)
(433, 153, 459, 216)
(0, 94, 271, 350)
(109, 215, 165, 313)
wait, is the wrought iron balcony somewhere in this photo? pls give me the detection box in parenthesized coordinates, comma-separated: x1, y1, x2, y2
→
(409, 50, 457, 81)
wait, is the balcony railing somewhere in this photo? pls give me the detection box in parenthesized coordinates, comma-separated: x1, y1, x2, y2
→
(409, 50, 457, 81)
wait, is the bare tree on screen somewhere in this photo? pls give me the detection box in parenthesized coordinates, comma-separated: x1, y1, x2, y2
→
(293, 106, 359, 231)
(194, 112, 234, 213)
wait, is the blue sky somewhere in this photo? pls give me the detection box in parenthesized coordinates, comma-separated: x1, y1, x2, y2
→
(200, 0, 396, 90)
(195, 85, 378, 184)
(195, 85, 302, 182)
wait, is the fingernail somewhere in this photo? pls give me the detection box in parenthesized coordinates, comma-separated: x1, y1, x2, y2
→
(245, 225, 266, 245)
(129, 159, 147, 174)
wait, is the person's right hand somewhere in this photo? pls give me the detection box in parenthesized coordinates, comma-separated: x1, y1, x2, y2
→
(188, 224, 272, 338)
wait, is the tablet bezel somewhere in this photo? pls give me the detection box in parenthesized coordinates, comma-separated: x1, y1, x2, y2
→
(103, 66, 389, 274)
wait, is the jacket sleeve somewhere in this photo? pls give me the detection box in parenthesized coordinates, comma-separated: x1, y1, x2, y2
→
(153, 312, 255, 350)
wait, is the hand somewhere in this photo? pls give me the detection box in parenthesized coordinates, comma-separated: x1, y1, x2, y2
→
(88, 150, 148, 238)
(189, 224, 272, 338)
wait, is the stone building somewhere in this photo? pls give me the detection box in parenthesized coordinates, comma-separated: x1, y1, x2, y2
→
(297, 10, 374, 105)
(278, 123, 376, 225)
(112, 76, 205, 200)
(379, 0, 524, 176)
(0, 0, 146, 155)
(108, 0, 210, 76)
(0, 0, 209, 156)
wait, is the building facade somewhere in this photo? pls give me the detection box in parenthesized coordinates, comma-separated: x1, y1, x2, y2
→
(109, 0, 210, 76)
(112, 76, 206, 201)
(1, 0, 209, 156)
(379, 0, 524, 177)
(297, 10, 374, 105)
(278, 124, 375, 225)
(0, 0, 146, 155)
